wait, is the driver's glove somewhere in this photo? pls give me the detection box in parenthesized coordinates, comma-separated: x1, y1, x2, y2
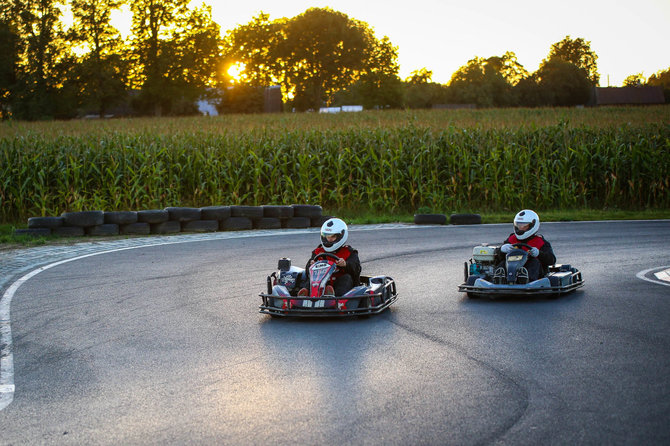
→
(500, 243, 513, 253)
(529, 247, 539, 257)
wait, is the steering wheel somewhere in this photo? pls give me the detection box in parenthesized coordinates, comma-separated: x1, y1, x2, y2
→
(511, 242, 533, 250)
(312, 252, 340, 263)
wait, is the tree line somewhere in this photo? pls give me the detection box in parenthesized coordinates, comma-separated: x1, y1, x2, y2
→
(1, 2, 668, 120)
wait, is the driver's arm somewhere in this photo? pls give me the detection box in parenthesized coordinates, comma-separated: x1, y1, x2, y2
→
(305, 250, 318, 270)
(538, 240, 556, 266)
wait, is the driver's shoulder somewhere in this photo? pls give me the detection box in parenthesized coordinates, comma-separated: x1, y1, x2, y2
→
(532, 234, 552, 246)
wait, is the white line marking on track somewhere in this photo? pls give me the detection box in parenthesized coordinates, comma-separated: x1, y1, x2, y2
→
(636, 266, 670, 288)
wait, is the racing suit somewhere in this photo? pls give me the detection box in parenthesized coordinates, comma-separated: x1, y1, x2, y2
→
(501, 233, 556, 281)
(306, 245, 361, 296)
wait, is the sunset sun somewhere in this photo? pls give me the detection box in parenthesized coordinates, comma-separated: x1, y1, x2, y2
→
(226, 62, 246, 83)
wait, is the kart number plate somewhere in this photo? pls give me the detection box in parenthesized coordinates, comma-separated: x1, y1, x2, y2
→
(508, 255, 524, 261)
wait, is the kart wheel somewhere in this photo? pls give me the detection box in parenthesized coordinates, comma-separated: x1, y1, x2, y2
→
(414, 214, 447, 225)
(466, 292, 480, 299)
(450, 213, 482, 225)
(291, 204, 323, 218)
(200, 205, 231, 221)
(231, 205, 264, 218)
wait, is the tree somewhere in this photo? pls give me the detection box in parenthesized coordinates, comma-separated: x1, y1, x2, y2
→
(223, 7, 398, 111)
(334, 36, 402, 109)
(280, 8, 377, 111)
(407, 68, 433, 84)
(0, 17, 19, 119)
(217, 85, 264, 114)
(545, 36, 599, 85)
(646, 67, 670, 102)
(70, 0, 127, 117)
(513, 75, 549, 107)
(485, 52, 528, 86)
(9, 0, 73, 119)
(447, 52, 526, 107)
(176, 5, 223, 94)
(220, 12, 285, 87)
(128, 1, 222, 116)
(623, 73, 644, 87)
(535, 58, 592, 106)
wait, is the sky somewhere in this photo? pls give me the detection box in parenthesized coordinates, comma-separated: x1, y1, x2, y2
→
(116, 0, 670, 86)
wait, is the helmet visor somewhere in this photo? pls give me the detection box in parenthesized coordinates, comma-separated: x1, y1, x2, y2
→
(514, 221, 534, 236)
(321, 231, 343, 248)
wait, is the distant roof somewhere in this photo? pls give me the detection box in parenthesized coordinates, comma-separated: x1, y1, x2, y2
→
(591, 86, 664, 105)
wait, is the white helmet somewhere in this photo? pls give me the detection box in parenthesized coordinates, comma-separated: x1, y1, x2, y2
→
(513, 209, 540, 240)
(320, 218, 348, 252)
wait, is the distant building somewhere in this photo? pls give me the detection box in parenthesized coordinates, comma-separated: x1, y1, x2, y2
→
(318, 105, 363, 113)
(588, 86, 664, 106)
(197, 98, 219, 116)
(264, 86, 283, 113)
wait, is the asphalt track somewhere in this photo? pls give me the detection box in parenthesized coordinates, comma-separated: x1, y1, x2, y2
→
(1, 220, 669, 445)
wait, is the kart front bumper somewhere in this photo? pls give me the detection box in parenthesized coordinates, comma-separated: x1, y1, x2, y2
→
(458, 277, 584, 296)
(259, 280, 398, 317)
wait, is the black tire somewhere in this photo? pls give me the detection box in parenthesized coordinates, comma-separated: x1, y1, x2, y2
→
(165, 207, 201, 222)
(414, 213, 447, 225)
(291, 204, 322, 218)
(220, 217, 252, 231)
(262, 205, 294, 218)
(104, 211, 138, 225)
(450, 213, 482, 225)
(120, 222, 151, 235)
(62, 211, 104, 227)
(86, 224, 120, 236)
(137, 209, 169, 224)
(467, 292, 480, 299)
(282, 217, 311, 228)
(14, 228, 51, 237)
(231, 205, 264, 218)
(311, 215, 331, 227)
(200, 206, 231, 221)
(181, 220, 218, 233)
(28, 216, 63, 229)
(151, 221, 181, 234)
(254, 217, 282, 229)
(53, 226, 85, 237)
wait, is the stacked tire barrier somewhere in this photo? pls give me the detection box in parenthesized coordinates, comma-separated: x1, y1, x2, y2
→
(413, 213, 482, 225)
(16, 204, 331, 237)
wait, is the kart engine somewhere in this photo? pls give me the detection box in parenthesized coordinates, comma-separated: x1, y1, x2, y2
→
(276, 257, 303, 292)
(469, 244, 498, 277)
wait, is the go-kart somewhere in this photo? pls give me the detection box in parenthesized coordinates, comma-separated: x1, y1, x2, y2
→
(458, 243, 584, 298)
(259, 253, 398, 317)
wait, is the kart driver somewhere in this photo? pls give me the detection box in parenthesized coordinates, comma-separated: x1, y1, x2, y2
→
(298, 217, 361, 297)
(499, 209, 556, 281)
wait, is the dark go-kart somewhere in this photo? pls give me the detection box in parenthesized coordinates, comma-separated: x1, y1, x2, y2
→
(458, 243, 584, 298)
(259, 253, 398, 317)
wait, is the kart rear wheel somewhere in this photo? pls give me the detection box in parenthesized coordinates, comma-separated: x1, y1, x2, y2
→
(466, 292, 480, 299)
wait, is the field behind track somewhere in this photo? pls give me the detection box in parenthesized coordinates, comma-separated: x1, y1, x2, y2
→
(1, 107, 668, 223)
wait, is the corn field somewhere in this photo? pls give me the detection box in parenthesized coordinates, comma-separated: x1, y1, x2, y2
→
(1, 107, 669, 223)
